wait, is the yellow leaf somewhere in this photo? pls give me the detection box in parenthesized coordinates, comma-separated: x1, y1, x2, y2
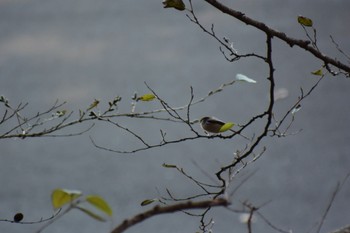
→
(87, 99, 100, 111)
(51, 189, 82, 209)
(162, 0, 185, 11)
(219, 122, 235, 133)
(136, 93, 156, 102)
(311, 69, 323, 76)
(297, 16, 313, 27)
(86, 195, 113, 216)
(75, 206, 107, 222)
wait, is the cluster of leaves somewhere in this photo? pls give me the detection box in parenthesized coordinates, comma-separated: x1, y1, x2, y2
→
(31, 189, 113, 233)
(51, 189, 112, 222)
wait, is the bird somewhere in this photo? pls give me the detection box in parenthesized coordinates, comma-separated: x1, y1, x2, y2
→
(199, 116, 250, 140)
(200, 116, 227, 134)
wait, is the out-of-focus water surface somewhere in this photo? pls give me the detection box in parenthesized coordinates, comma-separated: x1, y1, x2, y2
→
(0, 0, 349, 232)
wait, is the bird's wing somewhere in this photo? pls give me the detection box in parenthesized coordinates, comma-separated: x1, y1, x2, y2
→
(206, 118, 225, 126)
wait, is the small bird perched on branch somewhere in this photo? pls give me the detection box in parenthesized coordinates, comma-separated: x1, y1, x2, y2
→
(200, 116, 233, 134)
(200, 116, 249, 140)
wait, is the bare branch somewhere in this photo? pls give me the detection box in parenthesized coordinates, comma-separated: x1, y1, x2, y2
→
(187, 0, 266, 62)
(329, 226, 350, 233)
(330, 35, 350, 62)
(271, 75, 324, 137)
(110, 198, 229, 233)
(215, 34, 276, 191)
(315, 173, 350, 233)
(0, 209, 61, 225)
(256, 211, 291, 233)
(204, 0, 350, 75)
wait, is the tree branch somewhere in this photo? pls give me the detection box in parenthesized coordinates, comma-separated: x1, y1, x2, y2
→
(330, 226, 350, 233)
(110, 198, 229, 233)
(204, 0, 350, 75)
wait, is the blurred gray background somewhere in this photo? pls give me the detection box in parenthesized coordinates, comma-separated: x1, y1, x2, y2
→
(0, 0, 349, 233)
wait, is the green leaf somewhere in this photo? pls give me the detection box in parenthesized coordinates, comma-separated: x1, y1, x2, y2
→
(86, 195, 113, 216)
(162, 0, 185, 11)
(297, 15, 313, 27)
(75, 206, 107, 222)
(236, 74, 257, 83)
(162, 163, 177, 168)
(136, 93, 156, 102)
(51, 189, 82, 209)
(219, 122, 235, 133)
(311, 69, 323, 76)
(140, 199, 157, 206)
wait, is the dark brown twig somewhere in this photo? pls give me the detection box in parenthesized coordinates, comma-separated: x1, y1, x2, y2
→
(111, 198, 229, 233)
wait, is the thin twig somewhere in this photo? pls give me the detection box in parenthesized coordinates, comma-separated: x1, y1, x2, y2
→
(315, 173, 350, 233)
